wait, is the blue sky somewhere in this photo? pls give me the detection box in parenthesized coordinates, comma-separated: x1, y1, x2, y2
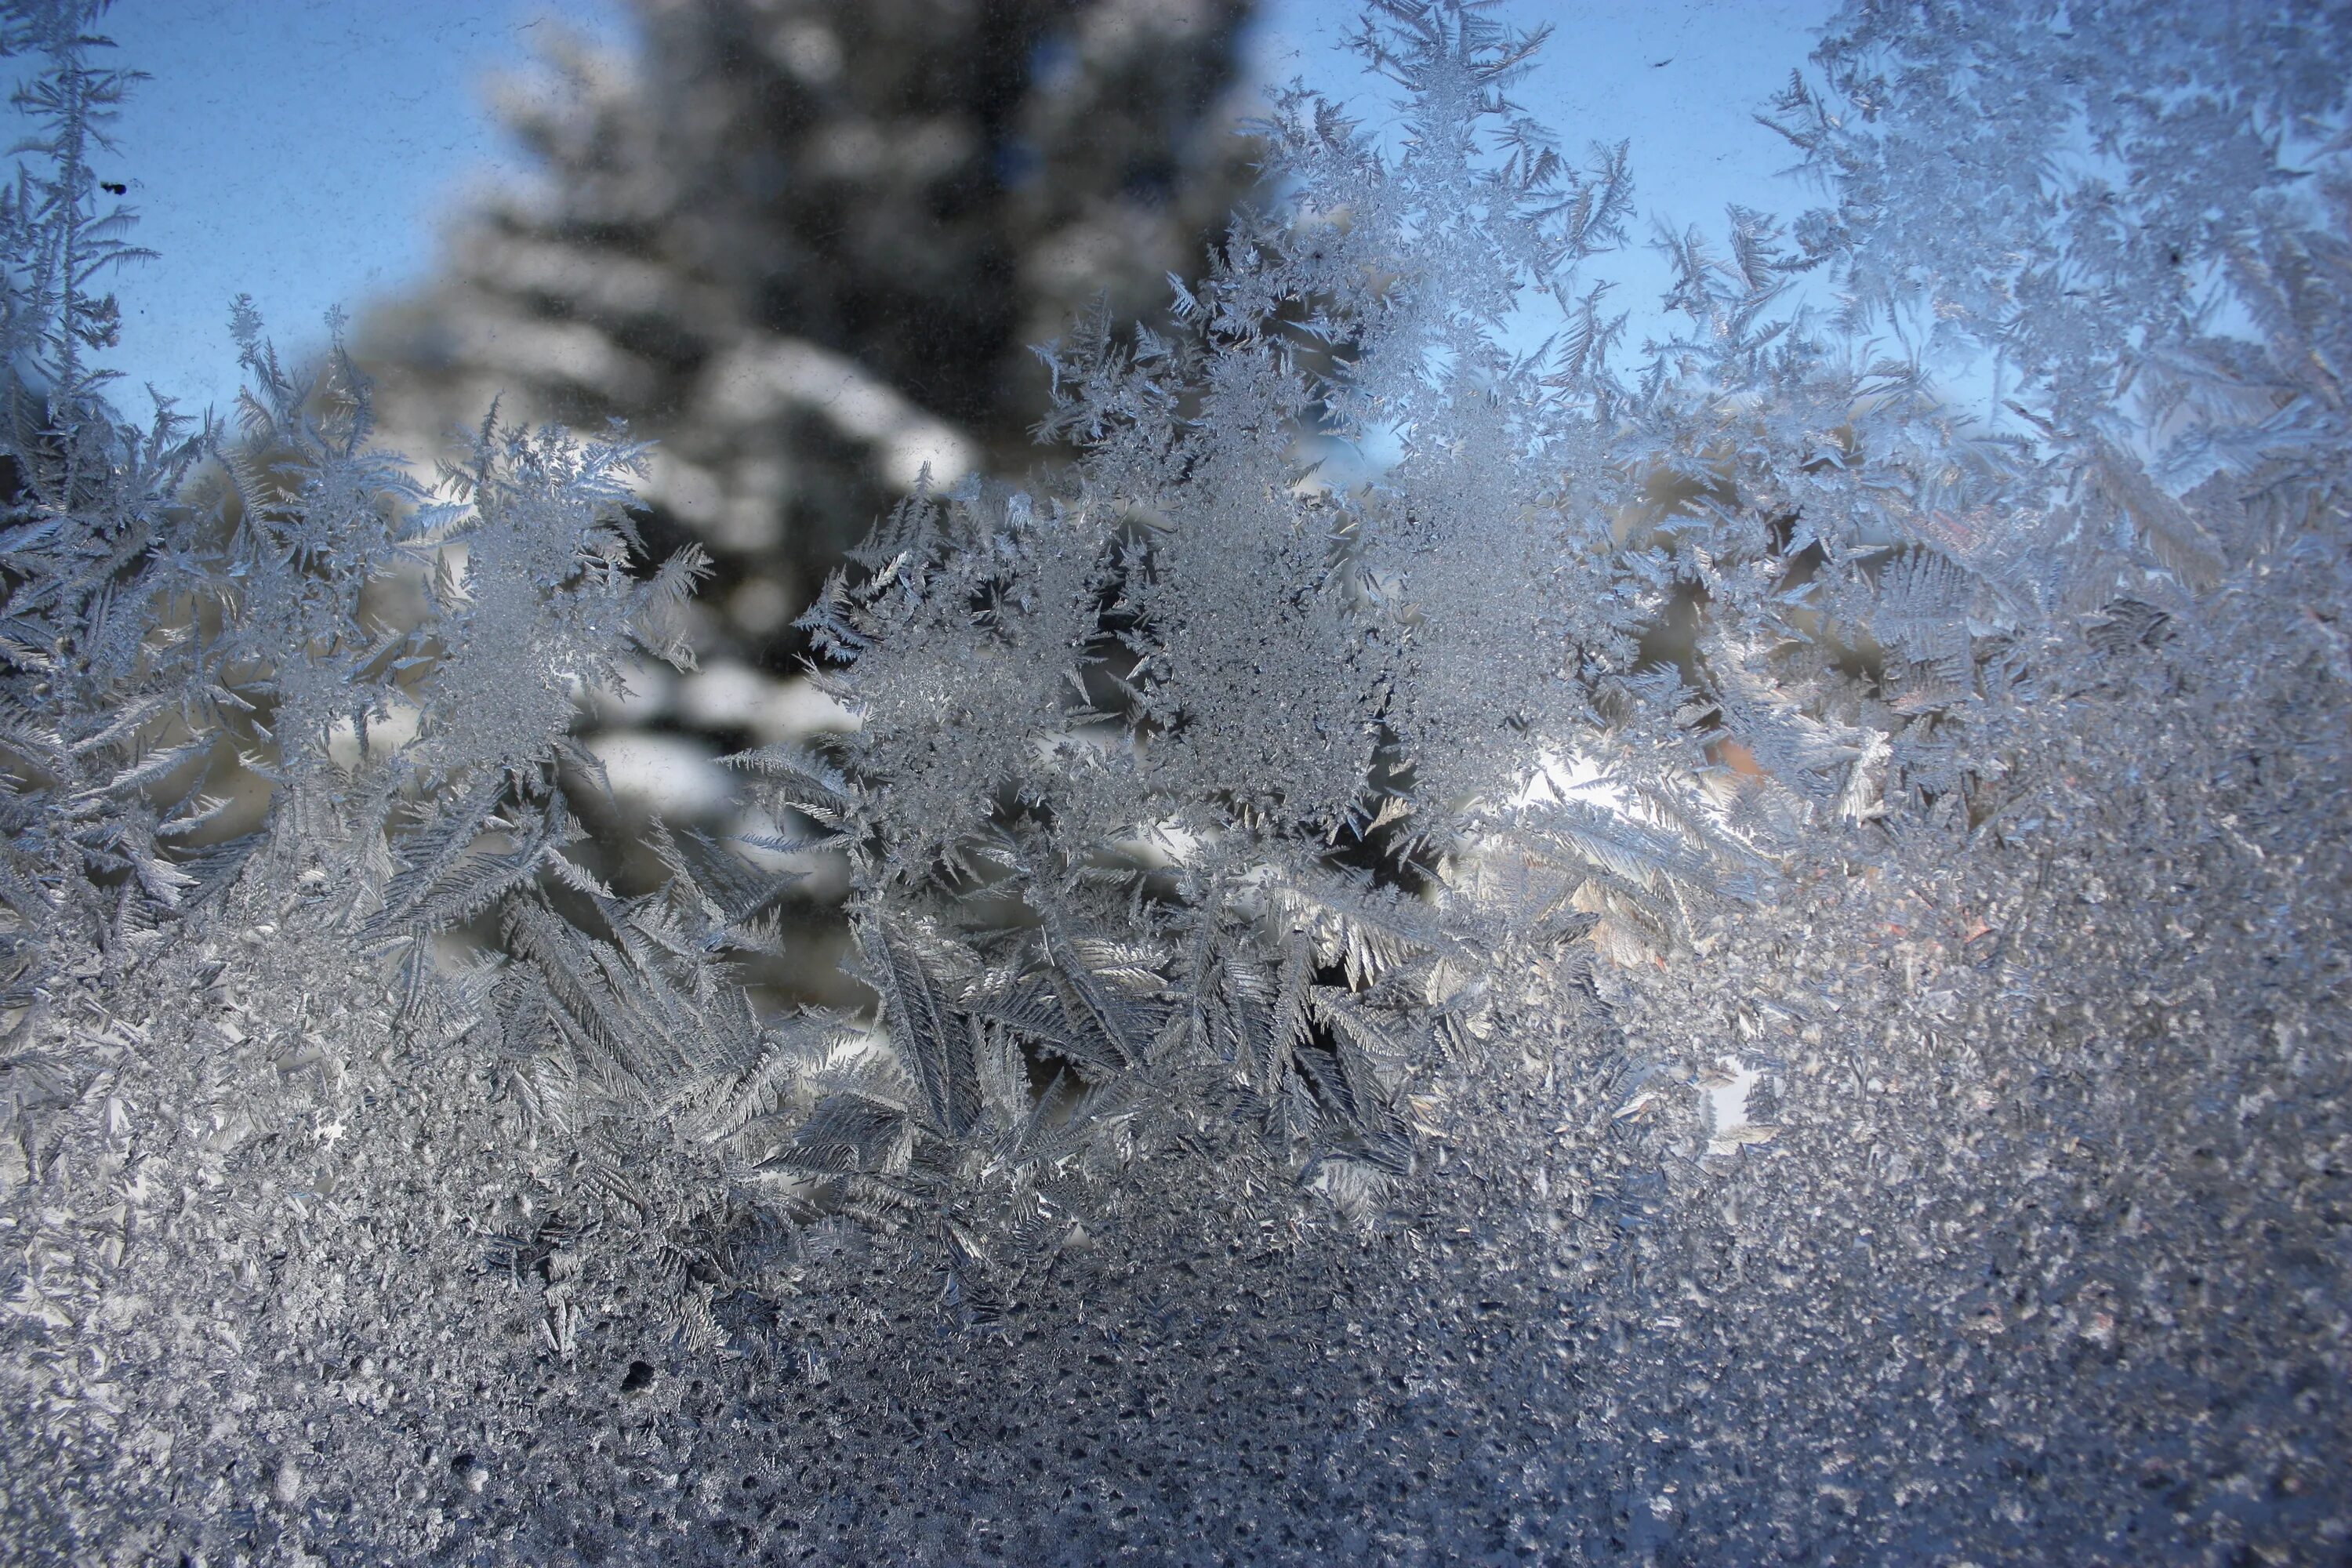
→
(74, 0, 1829, 417)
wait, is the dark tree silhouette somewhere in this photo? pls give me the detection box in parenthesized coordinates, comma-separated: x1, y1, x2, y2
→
(360, 0, 1257, 681)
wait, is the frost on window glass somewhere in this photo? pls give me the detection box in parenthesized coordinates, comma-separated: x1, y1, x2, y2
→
(1, 1, 2346, 1563)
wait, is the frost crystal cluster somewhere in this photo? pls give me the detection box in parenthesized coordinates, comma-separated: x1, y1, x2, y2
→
(2, 1, 2347, 1563)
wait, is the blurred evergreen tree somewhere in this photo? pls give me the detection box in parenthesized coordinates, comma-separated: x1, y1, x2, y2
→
(358, 0, 1257, 733)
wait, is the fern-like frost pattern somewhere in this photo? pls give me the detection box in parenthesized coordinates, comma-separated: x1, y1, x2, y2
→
(1, 1, 2347, 1563)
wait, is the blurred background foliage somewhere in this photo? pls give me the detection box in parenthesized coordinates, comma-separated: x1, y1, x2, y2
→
(358, 0, 1251, 755)
(352, 0, 1261, 1001)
